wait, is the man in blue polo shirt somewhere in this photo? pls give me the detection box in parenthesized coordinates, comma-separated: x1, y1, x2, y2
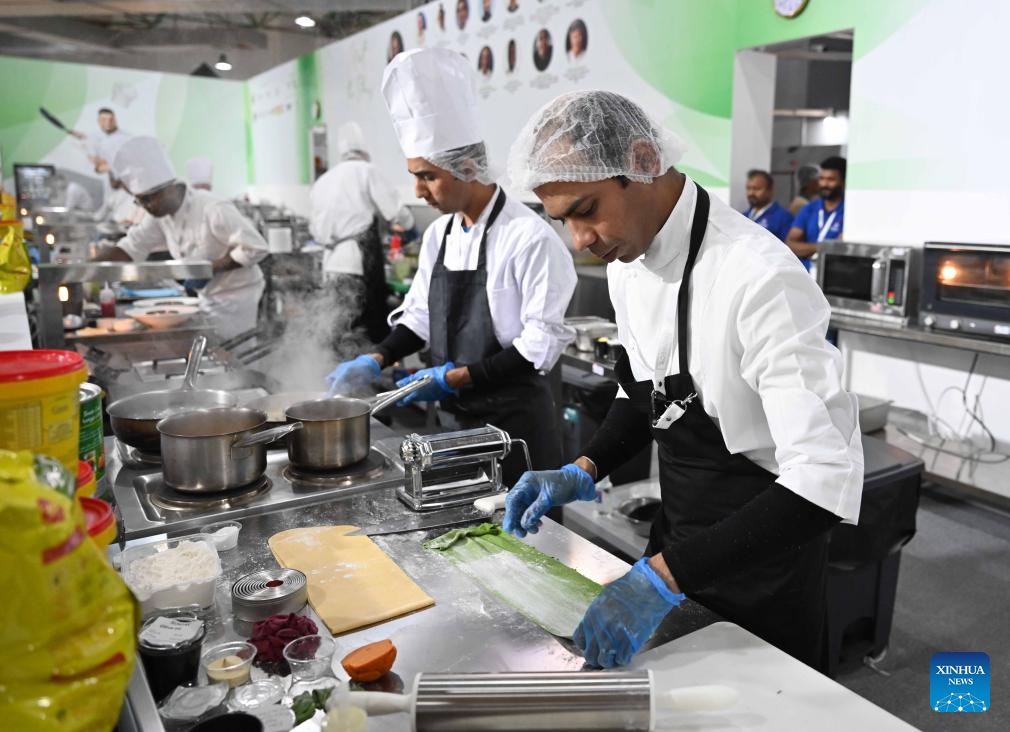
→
(742, 169, 792, 242)
(787, 156, 845, 271)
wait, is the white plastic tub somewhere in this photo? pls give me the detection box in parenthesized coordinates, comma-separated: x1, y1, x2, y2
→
(121, 534, 222, 615)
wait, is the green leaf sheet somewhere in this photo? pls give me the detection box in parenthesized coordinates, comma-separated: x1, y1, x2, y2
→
(425, 523, 601, 638)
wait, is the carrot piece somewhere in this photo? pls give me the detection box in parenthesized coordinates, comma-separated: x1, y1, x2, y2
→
(340, 639, 397, 682)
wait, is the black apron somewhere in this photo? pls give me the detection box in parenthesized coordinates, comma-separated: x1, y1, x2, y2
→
(356, 220, 392, 343)
(616, 184, 829, 670)
(428, 189, 562, 484)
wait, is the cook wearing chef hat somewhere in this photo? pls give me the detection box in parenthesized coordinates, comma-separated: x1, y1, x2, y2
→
(325, 48, 578, 483)
(309, 120, 416, 346)
(95, 136, 269, 340)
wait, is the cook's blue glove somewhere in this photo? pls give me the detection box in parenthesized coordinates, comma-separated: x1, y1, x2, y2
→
(503, 463, 597, 538)
(574, 557, 686, 668)
(326, 354, 381, 393)
(395, 362, 457, 405)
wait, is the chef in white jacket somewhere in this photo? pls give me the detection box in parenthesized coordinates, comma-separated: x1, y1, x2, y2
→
(309, 121, 415, 343)
(326, 48, 577, 482)
(503, 91, 864, 671)
(97, 136, 269, 340)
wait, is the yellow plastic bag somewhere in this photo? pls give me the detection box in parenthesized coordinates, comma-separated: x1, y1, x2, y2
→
(0, 450, 138, 731)
(0, 219, 31, 294)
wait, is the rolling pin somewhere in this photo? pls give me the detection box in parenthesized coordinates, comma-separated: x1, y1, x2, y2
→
(334, 671, 737, 731)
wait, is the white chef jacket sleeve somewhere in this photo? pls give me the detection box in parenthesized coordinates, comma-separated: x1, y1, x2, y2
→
(387, 218, 444, 342)
(366, 165, 414, 231)
(116, 215, 166, 261)
(508, 221, 577, 369)
(735, 261, 864, 523)
(207, 201, 269, 267)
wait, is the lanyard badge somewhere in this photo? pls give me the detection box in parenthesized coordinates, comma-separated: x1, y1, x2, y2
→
(651, 390, 697, 429)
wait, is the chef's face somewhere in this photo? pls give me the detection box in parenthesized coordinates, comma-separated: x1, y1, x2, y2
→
(745, 175, 772, 208)
(819, 169, 844, 201)
(98, 111, 117, 134)
(537, 178, 655, 264)
(134, 181, 183, 218)
(408, 158, 469, 213)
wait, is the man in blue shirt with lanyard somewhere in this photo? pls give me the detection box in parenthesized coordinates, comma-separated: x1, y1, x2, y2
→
(787, 156, 845, 271)
(742, 169, 792, 242)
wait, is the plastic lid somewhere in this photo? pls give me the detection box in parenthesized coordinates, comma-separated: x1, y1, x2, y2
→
(76, 460, 94, 488)
(0, 350, 85, 383)
(79, 496, 114, 536)
(139, 613, 206, 653)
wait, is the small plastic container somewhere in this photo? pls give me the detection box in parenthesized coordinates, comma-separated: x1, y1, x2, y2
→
(230, 677, 284, 711)
(137, 611, 206, 702)
(80, 496, 116, 549)
(202, 641, 257, 688)
(121, 534, 222, 615)
(75, 460, 96, 497)
(201, 520, 243, 551)
(160, 683, 229, 724)
(283, 635, 336, 682)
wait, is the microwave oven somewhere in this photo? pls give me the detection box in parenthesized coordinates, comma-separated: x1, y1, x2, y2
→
(920, 242, 1010, 339)
(817, 241, 920, 324)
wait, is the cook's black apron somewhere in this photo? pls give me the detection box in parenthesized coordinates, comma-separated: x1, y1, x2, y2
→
(428, 189, 562, 485)
(356, 220, 392, 343)
(616, 184, 829, 670)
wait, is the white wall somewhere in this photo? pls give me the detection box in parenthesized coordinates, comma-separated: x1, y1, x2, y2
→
(729, 50, 776, 210)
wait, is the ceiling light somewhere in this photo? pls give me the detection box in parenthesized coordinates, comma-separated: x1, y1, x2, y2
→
(295, 15, 316, 28)
(215, 54, 232, 72)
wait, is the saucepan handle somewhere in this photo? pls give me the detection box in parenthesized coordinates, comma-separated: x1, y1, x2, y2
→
(232, 421, 303, 449)
(180, 335, 208, 391)
(370, 374, 433, 415)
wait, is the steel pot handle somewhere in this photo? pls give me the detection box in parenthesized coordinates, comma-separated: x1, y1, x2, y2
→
(180, 335, 208, 391)
(232, 421, 303, 449)
(370, 374, 433, 415)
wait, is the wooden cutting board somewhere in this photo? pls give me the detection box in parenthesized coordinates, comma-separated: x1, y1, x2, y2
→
(268, 525, 434, 634)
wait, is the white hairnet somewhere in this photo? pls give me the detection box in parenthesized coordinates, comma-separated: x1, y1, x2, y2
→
(426, 141, 495, 185)
(337, 121, 368, 160)
(507, 90, 687, 192)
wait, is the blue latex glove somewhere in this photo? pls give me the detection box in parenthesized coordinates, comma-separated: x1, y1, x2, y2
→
(395, 362, 457, 405)
(574, 557, 686, 668)
(326, 354, 381, 393)
(182, 278, 210, 292)
(503, 463, 597, 538)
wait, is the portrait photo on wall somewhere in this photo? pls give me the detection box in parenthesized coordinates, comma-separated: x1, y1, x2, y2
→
(507, 0, 520, 12)
(437, 3, 446, 31)
(507, 38, 517, 72)
(566, 19, 587, 59)
(456, 0, 470, 30)
(478, 45, 494, 76)
(417, 12, 427, 44)
(533, 28, 553, 71)
(387, 31, 404, 62)
(481, 0, 493, 23)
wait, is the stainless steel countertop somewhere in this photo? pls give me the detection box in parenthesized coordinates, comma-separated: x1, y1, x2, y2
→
(119, 489, 719, 730)
(560, 346, 617, 380)
(831, 312, 1010, 357)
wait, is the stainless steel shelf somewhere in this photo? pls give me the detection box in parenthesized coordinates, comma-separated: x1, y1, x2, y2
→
(831, 314, 1010, 358)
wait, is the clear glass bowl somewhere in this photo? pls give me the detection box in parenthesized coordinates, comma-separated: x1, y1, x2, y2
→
(283, 634, 336, 682)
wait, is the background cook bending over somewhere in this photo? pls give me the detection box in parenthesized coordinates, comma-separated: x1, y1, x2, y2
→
(504, 90, 864, 672)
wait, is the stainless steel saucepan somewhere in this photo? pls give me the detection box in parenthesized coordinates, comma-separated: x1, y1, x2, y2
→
(285, 375, 432, 471)
(157, 407, 301, 493)
(107, 335, 236, 453)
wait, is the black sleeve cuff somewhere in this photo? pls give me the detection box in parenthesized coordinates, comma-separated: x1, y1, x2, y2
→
(581, 397, 654, 479)
(662, 482, 841, 595)
(374, 324, 425, 366)
(466, 345, 536, 389)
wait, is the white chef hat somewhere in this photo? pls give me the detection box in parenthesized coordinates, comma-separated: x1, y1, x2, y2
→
(186, 156, 213, 187)
(381, 48, 482, 160)
(337, 122, 368, 159)
(112, 136, 176, 196)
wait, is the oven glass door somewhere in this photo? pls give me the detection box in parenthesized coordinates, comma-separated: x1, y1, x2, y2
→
(932, 250, 1010, 311)
(822, 254, 875, 302)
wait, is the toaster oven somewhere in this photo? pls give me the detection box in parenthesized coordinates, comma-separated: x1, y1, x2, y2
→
(817, 241, 920, 324)
(920, 242, 1010, 339)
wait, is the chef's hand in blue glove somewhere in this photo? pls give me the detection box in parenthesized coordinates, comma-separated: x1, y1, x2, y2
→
(503, 463, 597, 538)
(326, 354, 381, 394)
(395, 362, 457, 405)
(574, 557, 685, 668)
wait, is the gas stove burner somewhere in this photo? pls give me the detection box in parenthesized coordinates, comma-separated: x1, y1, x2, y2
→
(149, 475, 272, 512)
(282, 452, 388, 489)
(117, 440, 162, 467)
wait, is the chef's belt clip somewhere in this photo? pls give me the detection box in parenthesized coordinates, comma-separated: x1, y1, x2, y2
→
(651, 390, 697, 430)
